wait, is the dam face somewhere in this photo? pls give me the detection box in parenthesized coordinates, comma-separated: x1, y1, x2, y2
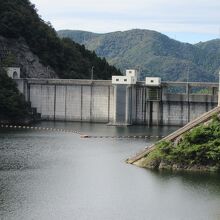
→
(15, 79, 218, 126)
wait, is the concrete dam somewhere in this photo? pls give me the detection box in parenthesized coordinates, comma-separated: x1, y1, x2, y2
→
(15, 78, 218, 126)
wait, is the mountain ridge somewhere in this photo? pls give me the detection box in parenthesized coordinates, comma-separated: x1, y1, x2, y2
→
(58, 29, 220, 82)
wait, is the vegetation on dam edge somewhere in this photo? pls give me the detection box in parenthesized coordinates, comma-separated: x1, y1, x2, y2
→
(137, 115, 220, 172)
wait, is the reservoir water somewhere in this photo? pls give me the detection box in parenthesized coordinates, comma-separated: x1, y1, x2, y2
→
(0, 122, 220, 220)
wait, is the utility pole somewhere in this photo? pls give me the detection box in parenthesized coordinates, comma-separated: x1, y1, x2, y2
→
(218, 71, 220, 106)
(91, 66, 94, 80)
(138, 66, 141, 81)
(186, 66, 190, 122)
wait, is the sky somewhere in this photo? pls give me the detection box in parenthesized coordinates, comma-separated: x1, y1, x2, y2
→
(31, 0, 220, 43)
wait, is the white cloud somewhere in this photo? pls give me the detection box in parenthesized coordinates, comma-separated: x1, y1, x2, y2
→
(32, 0, 220, 40)
(51, 17, 219, 35)
(33, 0, 220, 15)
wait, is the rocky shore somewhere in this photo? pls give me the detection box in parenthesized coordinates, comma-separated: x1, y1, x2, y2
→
(134, 157, 219, 172)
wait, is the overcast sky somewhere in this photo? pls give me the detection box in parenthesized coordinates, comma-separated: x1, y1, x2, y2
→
(32, 0, 220, 43)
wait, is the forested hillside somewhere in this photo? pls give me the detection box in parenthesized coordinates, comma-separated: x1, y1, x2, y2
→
(0, 0, 121, 79)
(0, 67, 30, 123)
(58, 29, 220, 82)
(0, 0, 122, 123)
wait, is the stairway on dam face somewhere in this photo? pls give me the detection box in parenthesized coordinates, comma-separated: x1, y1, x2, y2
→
(126, 106, 220, 164)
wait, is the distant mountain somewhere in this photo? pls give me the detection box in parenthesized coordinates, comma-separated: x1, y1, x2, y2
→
(58, 30, 101, 45)
(194, 39, 220, 78)
(57, 29, 220, 82)
(196, 39, 220, 55)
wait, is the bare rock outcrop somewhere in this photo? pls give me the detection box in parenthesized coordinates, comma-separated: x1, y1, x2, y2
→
(0, 36, 57, 78)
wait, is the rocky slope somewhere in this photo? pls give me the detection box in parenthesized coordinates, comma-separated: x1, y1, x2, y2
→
(0, 36, 57, 78)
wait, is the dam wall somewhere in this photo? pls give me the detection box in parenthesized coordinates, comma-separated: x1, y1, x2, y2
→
(15, 79, 218, 126)
(133, 83, 217, 126)
(16, 79, 114, 123)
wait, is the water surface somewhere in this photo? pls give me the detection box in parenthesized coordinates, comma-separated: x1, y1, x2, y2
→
(0, 122, 220, 220)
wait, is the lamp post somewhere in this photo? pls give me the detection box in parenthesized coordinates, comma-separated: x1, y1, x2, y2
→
(91, 66, 94, 80)
(218, 71, 220, 107)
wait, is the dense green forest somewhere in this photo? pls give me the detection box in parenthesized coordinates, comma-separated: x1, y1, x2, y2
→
(140, 115, 220, 171)
(58, 29, 220, 82)
(0, 0, 121, 79)
(0, 67, 30, 122)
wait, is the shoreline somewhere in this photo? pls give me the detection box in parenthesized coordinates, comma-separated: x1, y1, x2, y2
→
(134, 157, 220, 172)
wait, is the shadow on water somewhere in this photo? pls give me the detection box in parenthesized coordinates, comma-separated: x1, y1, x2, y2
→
(0, 121, 180, 138)
(32, 121, 180, 136)
(147, 169, 220, 196)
